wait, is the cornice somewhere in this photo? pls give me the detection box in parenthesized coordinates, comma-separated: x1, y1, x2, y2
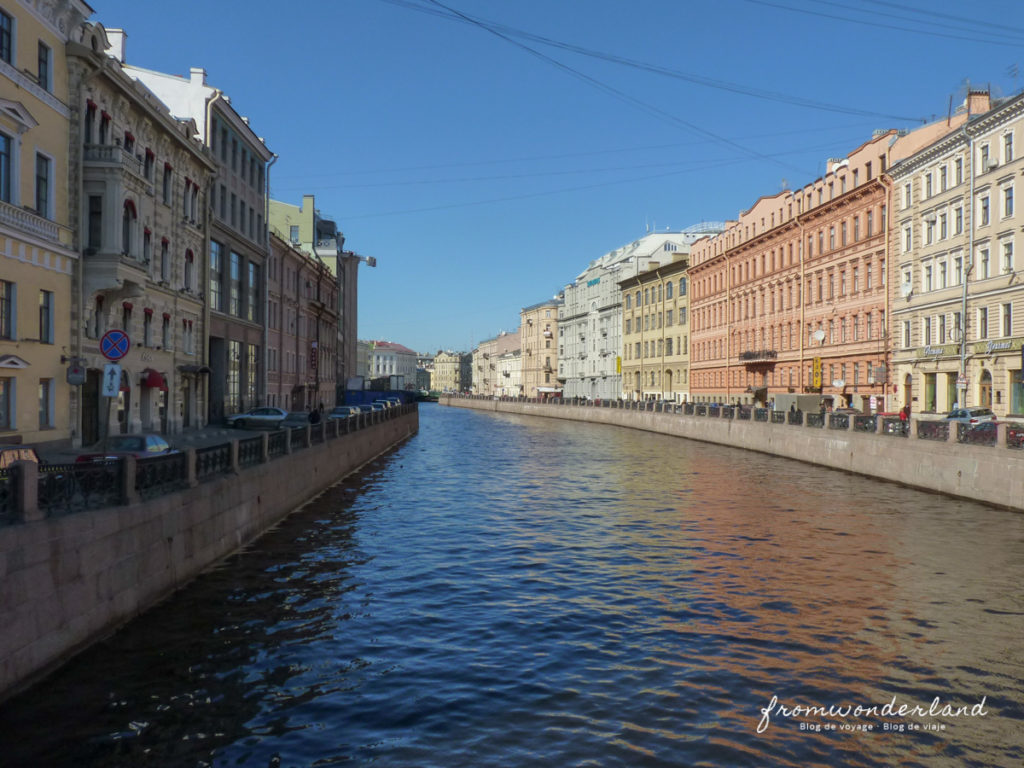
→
(0, 59, 70, 118)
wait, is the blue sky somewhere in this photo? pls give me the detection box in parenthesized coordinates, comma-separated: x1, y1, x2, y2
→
(93, 0, 1024, 354)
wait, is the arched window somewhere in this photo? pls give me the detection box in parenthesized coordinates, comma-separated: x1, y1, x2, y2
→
(122, 200, 137, 257)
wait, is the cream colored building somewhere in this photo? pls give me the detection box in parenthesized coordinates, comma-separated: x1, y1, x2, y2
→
(0, 1, 88, 448)
(432, 350, 470, 393)
(472, 330, 519, 396)
(69, 23, 216, 442)
(619, 256, 691, 401)
(891, 90, 1024, 417)
(521, 298, 561, 398)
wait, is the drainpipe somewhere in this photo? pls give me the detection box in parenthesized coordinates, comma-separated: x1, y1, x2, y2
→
(959, 119, 975, 408)
(202, 90, 223, 422)
(263, 153, 277, 406)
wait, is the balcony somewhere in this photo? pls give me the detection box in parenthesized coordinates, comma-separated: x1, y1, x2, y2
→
(0, 199, 59, 242)
(739, 350, 778, 362)
(84, 144, 148, 185)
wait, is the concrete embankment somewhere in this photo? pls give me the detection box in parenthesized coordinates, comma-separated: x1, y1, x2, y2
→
(0, 409, 418, 701)
(443, 397, 1024, 513)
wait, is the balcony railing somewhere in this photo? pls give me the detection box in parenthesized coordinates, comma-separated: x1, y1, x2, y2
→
(738, 350, 778, 361)
(0, 199, 59, 242)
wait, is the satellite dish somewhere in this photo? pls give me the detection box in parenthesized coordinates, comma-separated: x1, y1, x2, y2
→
(812, 329, 825, 342)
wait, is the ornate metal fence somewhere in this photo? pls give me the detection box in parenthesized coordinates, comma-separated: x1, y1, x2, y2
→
(238, 436, 263, 468)
(136, 453, 189, 500)
(196, 444, 231, 481)
(916, 421, 950, 442)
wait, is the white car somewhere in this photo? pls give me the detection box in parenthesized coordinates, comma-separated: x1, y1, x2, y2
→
(225, 407, 289, 429)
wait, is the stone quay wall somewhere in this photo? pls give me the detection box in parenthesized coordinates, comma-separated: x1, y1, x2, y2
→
(442, 396, 1024, 513)
(0, 408, 418, 701)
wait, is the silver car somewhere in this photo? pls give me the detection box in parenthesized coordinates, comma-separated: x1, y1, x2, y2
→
(225, 407, 289, 429)
(944, 407, 996, 425)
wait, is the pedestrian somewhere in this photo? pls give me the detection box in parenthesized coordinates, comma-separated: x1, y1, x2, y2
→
(789, 403, 796, 414)
(899, 405, 909, 434)
(309, 406, 321, 425)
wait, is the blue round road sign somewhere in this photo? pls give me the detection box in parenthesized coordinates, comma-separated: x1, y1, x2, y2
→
(100, 329, 131, 361)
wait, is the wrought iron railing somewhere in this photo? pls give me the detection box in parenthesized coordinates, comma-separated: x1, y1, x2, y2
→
(238, 436, 263, 468)
(916, 421, 949, 442)
(136, 453, 189, 500)
(196, 444, 231, 481)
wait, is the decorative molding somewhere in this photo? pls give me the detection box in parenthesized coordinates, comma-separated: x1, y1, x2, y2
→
(0, 60, 70, 118)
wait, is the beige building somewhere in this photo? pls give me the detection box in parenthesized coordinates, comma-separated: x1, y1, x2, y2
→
(69, 22, 216, 442)
(472, 330, 519, 396)
(619, 256, 690, 401)
(0, 1, 89, 448)
(891, 90, 1024, 417)
(432, 350, 470, 393)
(521, 298, 562, 398)
(266, 233, 338, 411)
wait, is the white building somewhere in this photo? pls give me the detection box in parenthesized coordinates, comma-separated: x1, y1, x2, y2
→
(367, 340, 418, 387)
(559, 230, 720, 399)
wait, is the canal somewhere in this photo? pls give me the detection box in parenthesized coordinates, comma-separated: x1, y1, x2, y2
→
(1, 404, 1022, 767)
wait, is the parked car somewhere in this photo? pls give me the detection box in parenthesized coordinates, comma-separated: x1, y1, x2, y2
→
(352, 404, 374, 414)
(945, 407, 996, 425)
(279, 411, 313, 428)
(76, 434, 176, 463)
(0, 445, 42, 470)
(368, 403, 386, 412)
(327, 406, 359, 419)
(372, 399, 395, 410)
(225, 407, 289, 430)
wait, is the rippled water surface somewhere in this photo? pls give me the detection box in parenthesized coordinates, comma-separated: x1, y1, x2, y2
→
(2, 404, 1024, 767)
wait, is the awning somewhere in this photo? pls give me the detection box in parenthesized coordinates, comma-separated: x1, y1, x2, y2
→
(537, 387, 563, 393)
(177, 364, 211, 375)
(140, 368, 168, 390)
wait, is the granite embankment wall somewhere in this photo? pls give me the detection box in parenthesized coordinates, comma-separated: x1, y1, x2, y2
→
(443, 397, 1024, 512)
(0, 409, 418, 701)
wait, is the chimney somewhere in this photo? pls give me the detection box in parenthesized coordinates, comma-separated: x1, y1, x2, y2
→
(963, 89, 992, 117)
(189, 67, 207, 87)
(106, 28, 127, 63)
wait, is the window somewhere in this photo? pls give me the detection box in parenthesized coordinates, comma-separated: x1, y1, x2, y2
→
(0, 377, 11, 429)
(1002, 303, 1013, 337)
(666, 281, 673, 299)
(955, 157, 963, 184)
(902, 320, 911, 348)
(160, 239, 170, 281)
(903, 182, 912, 208)
(35, 153, 51, 218)
(1005, 132, 1014, 163)
(939, 213, 947, 239)
(925, 173, 932, 197)
(1004, 185, 1014, 217)
(143, 229, 151, 264)
(978, 307, 988, 339)
(903, 226, 912, 253)
(853, 216, 860, 242)
(143, 149, 154, 180)
(229, 251, 241, 316)
(162, 314, 171, 349)
(954, 206, 963, 234)
(980, 195, 990, 226)
(37, 41, 51, 91)
(1003, 240, 1014, 273)
(121, 302, 132, 335)
(980, 247, 990, 279)
(162, 164, 172, 205)
(38, 290, 53, 344)
(939, 314, 946, 342)
(247, 262, 259, 322)
(210, 240, 223, 311)
(0, 10, 11, 64)
(121, 201, 136, 256)
(954, 255, 963, 284)
(940, 166, 947, 191)
(1, 280, 14, 339)
(143, 310, 152, 347)
(923, 316, 932, 345)
(866, 210, 874, 237)
(38, 379, 53, 428)
(679, 278, 687, 296)
(87, 196, 102, 250)
(184, 250, 194, 291)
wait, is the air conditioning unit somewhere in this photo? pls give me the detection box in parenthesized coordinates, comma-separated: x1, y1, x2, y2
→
(986, 159, 998, 172)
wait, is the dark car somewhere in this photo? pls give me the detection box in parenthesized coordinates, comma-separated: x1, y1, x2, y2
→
(76, 434, 176, 462)
(279, 412, 313, 428)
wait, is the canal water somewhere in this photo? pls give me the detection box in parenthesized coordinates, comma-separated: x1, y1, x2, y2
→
(1, 404, 1023, 767)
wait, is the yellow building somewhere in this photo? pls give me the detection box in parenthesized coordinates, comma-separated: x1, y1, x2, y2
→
(0, 1, 89, 447)
(619, 256, 691, 401)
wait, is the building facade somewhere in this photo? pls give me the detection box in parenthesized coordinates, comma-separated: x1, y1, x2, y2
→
(619, 256, 690, 401)
(559, 232, 712, 400)
(891, 90, 1023, 417)
(471, 330, 519, 396)
(125, 52, 275, 424)
(69, 23, 216, 442)
(688, 101, 984, 409)
(0, 0, 88, 447)
(367, 340, 417, 388)
(266, 233, 338, 411)
(432, 350, 470, 393)
(269, 194, 367, 394)
(521, 298, 562, 398)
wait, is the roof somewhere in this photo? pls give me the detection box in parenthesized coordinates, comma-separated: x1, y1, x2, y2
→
(369, 340, 418, 356)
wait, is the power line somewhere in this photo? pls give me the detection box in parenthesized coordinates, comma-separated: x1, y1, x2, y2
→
(418, 0, 812, 178)
(740, 0, 1024, 47)
(375, 0, 925, 122)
